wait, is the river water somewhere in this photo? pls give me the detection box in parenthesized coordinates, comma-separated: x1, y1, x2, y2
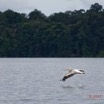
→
(0, 58, 104, 104)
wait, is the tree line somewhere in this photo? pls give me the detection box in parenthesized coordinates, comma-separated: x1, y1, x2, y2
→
(0, 3, 104, 57)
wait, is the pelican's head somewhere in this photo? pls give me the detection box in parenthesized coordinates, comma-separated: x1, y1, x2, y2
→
(65, 67, 72, 70)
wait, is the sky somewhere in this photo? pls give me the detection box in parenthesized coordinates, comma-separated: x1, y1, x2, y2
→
(0, 0, 104, 16)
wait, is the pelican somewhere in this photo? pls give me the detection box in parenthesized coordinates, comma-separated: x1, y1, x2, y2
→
(61, 68, 85, 81)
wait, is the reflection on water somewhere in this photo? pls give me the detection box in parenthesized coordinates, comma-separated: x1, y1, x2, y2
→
(77, 85, 85, 89)
(61, 84, 85, 89)
(61, 85, 75, 89)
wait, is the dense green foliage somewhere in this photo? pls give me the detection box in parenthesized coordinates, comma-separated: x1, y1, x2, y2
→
(0, 3, 104, 57)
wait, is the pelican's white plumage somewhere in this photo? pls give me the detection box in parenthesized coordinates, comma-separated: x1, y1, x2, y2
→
(62, 68, 85, 81)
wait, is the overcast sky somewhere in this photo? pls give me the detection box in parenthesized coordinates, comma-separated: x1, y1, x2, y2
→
(0, 0, 104, 16)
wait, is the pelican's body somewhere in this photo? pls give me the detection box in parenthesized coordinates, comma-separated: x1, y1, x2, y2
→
(62, 68, 85, 81)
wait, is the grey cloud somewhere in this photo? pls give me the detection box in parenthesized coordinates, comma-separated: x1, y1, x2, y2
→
(0, 0, 104, 16)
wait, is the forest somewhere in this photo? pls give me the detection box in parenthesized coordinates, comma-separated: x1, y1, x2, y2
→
(0, 3, 104, 57)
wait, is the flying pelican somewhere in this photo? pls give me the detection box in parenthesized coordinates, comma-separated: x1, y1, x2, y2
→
(61, 68, 85, 81)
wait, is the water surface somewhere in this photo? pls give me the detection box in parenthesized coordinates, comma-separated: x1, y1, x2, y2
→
(0, 58, 104, 104)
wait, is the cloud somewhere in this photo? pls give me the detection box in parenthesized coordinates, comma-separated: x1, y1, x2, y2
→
(64, 0, 89, 11)
(0, 0, 74, 15)
(65, 0, 104, 11)
(0, 0, 34, 13)
(0, 0, 104, 16)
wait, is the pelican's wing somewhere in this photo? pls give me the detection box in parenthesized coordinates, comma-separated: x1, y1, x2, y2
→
(62, 71, 75, 81)
(62, 72, 75, 81)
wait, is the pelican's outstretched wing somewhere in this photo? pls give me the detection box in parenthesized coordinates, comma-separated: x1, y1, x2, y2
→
(62, 73, 75, 81)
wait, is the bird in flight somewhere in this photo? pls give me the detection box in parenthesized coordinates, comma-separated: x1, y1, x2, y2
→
(61, 68, 85, 81)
